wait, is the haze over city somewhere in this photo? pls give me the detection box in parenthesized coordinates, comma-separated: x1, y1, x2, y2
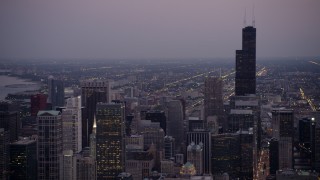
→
(1, 0, 319, 60)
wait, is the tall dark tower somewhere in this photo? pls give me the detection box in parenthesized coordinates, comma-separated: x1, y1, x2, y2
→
(235, 26, 256, 96)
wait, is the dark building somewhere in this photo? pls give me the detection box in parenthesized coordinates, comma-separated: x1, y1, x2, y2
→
(48, 76, 65, 108)
(204, 77, 224, 126)
(235, 26, 256, 96)
(145, 110, 167, 134)
(31, 94, 47, 116)
(10, 139, 37, 180)
(0, 101, 19, 142)
(239, 131, 254, 180)
(272, 109, 294, 170)
(188, 119, 205, 132)
(211, 133, 241, 178)
(269, 138, 279, 175)
(81, 80, 109, 148)
(0, 129, 10, 180)
(164, 136, 175, 160)
(96, 103, 125, 180)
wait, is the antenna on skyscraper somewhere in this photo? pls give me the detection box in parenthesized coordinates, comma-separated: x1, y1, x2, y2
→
(252, 4, 255, 27)
(243, 8, 247, 27)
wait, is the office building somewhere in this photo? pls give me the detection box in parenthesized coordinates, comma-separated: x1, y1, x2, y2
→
(0, 129, 9, 180)
(125, 134, 144, 151)
(125, 151, 155, 179)
(164, 136, 175, 160)
(187, 142, 203, 175)
(96, 103, 125, 179)
(48, 76, 65, 107)
(62, 96, 82, 152)
(204, 77, 224, 126)
(145, 110, 167, 134)
(10, 138, 37, 180)
(211, 133, 241, 179)
(0, 101, 19, 142)
(31, 94, 47, 116)
(75, 147, 97, 180)
(166, 100, 184, 153)
(235, 26, 256, 96)
(187, 130, 211, 174)
(272, 109, 294, 170)
(37, 110, 63, 180)
(228, 109, 254, 133)
(269, 138, 279, 175)
(81, 80, 109, 148)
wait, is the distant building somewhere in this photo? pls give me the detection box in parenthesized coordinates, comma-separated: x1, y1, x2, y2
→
(48, 76, 65, 107)
(81, 80, 109, 148)
(235, 26, 256, 96)
(30, 94, 47, 116)
(96, 103, 125, 179)
(0, 129, 10, 180)
(272, 109, 294, 170)
(164, 136, 175, 160)
(187, 142, 203, 175)
(145, 110, 167, 134)
(166, 100, 184, 153)
(9, 138, 37, 180)
(187, 130, 211, 174)
(125, 151, 155, 179)
(75, 147, 97, 180)
(117, 172, 133, 180)
(276, 169, 318, 180)
(61, 150, 75, 180)
(204, 77, 224, 126)
(0, 101, 19, 142)
(62, 96, 82, 153)
(37, 110, 63, 180)
(228, 109, 254, 133)
(269, 138, 279, 175)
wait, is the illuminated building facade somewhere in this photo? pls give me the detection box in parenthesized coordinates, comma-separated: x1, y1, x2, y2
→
(96, 103, 125, 179)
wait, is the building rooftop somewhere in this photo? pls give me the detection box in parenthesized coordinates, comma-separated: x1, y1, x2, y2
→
(37, 110, 61, 116)
(230, 109, 252, 115)
(11, 138, 36, 145)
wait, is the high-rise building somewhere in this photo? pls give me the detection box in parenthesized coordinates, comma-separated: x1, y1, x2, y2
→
(81, 80, 109, 148)
(164, 136, 175, 160)
(166, 100, 184, 153)
(145, 110, 167, 134)
(235, 26, 256, 96)
(272, 109, 294, 170)
(0, 101, 19, 142)
(48, 76, 65, 108)
(9, 138, 37, 180)
(228, 109, 254, 133)
(0, 129, 9, 180)
(204, 77, 224, 125)
(187, 142, 203, 175)
(31, 94, 47, 116)
(75, 147, 97, 180)
(96, 102, 125, 179)
(125, 151, 155, 179)
(37, 110, 63, 180)
(211, 133, 241, 179)
(62, 96, 82, 152)
(269, 138, 279, 175)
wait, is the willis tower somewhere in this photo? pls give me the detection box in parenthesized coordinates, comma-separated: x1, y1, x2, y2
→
(235, 25, 256, 96)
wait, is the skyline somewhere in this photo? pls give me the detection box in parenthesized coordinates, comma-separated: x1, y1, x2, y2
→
(0, 0, 320, 60)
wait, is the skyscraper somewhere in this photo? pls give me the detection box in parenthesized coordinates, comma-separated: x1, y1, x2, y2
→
(0, 129, 9, 180)
(0, 101, 19, 142)
(235, 26, 256, 96)
(62, 96, 82, 153)
(272, 109, 294, 170)
(81, 80, 109, 148)
(48, 76, 65, 108)
(96, 102, 125, 179)
(10, 138, 37, 180)
(204, 77, 224, 125)
(31, 94, 47, 116)
(37, 110, 63, 180)
(166, 100, 184, 153)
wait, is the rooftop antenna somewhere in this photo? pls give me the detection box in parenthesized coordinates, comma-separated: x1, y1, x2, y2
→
(252, 4, 255, 27)
(243, 8, 247, 27)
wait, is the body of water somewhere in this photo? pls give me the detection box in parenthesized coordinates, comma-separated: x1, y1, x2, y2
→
(0, 75, 40, 100)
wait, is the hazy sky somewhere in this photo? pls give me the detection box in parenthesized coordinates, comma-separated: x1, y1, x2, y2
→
(0, 0, 319, 60)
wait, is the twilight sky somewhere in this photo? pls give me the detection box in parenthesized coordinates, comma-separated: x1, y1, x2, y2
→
(0, 0, 319, 60)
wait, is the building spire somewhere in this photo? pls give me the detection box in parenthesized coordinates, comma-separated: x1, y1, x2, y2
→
(252, 4, 255, 27)
(244, 8, 247, 27)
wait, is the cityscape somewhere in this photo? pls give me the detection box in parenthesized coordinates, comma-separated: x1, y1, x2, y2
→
(1, 1, 320, 180)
